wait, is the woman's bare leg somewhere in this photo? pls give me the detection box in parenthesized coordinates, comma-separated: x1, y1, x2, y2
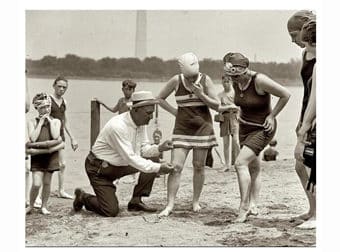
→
(192, 148, 209, 212)
(234, 146, 257, 223)
(298, 183, 316, 230)
(158, 148, 189, 217)
(231, 133, 240, 166)
(295, 160, 315, 220)
(248, 157, 261, 215)
(223, 135, 231, 171)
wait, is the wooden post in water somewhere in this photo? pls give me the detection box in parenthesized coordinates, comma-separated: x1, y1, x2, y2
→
(90, 99, 100, 148)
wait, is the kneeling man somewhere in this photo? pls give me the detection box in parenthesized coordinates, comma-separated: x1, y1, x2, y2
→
(73, 91, 174, 217)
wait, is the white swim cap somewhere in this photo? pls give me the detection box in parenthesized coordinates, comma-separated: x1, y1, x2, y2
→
(177, 52, 199, 77)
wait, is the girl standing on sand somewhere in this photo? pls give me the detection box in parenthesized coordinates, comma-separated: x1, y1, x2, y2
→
(26, 93, 63, 215)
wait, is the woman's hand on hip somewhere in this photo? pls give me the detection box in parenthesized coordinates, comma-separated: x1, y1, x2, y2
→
(263, 114, 275, 133)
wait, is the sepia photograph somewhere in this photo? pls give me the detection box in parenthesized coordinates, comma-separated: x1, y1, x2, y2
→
(22, 2, 320, 248)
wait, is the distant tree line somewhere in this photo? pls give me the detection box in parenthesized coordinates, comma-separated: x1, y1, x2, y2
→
(26, 54, 302, 84)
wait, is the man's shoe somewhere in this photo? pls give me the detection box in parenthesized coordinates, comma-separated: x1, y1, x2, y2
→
(73, 188, 85, 212)
(127, 201, 157, 213)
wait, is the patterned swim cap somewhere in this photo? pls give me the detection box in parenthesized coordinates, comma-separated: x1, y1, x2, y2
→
(223, 52, 249, 76)
(32, 93, 51, 110)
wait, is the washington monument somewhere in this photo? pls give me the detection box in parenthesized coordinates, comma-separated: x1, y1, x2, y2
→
(135, 10, 147, 59)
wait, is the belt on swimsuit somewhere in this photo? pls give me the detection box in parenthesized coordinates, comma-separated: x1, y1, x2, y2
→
(238, 117, 264, 128)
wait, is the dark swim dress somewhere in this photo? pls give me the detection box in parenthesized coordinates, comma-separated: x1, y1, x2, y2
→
(30, 118, 60, 173)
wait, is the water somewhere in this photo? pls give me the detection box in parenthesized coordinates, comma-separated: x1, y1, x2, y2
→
(26, 78, 303, 163)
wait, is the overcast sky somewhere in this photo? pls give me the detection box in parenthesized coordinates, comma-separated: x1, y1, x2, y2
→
(26, 10, 303, 63)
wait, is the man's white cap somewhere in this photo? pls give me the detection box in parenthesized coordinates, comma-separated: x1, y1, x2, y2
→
(131, 91, 158, 108)
(178, 52, 199, 77)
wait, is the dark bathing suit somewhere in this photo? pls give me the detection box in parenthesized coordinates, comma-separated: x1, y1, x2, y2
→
(300, 51, 316, 189)
(50, 95, 66, 141)
(30, 118, 60, 173)
(233, 73, 276, 156)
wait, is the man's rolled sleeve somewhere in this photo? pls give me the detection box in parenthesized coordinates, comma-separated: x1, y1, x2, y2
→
(141, 143, 160, 158)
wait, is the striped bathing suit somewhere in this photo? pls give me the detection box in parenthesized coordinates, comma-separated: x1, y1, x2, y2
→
(172, 73, 217, 149)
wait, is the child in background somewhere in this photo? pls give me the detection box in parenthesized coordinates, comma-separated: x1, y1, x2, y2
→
(95, 79, 137, 184)
(26, 93, 63, 215)
(150, 129, 163, 161)
(263, 139, 279, 161)
(50, 76, 78, 199)
(216, 75, 240, 171)
(95, 79, 137, 114)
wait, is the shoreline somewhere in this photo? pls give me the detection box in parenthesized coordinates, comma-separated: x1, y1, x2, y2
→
(27, 74, 301, 86)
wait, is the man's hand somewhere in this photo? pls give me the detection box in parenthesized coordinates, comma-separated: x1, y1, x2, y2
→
(71, 139, 78, 151)
(158, 140, 173, 152)
(158, 162, 175, 175)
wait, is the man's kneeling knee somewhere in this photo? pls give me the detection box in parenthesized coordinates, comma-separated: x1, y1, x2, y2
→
(102, 207, 119, 217)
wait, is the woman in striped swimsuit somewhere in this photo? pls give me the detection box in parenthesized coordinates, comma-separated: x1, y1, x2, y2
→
(157, 52, 220, 217)
(223, 53, 291, 223)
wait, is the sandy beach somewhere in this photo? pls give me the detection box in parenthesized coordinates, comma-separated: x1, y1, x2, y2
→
(25, 157, 315, 247)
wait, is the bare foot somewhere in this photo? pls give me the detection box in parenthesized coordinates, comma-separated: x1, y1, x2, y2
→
(297, 218, 316, 229)
(34, 201, 42, 208)
(248, 205, 259, 216)
(33, 197, 42, 208)
(26, 206, 33, 215)
(158, 207, 172, 217)
(192, 202, 202, 212)
(233, 209, 250, 223)
(58, 191, 74, 199)
(41, 207, 51, 215)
